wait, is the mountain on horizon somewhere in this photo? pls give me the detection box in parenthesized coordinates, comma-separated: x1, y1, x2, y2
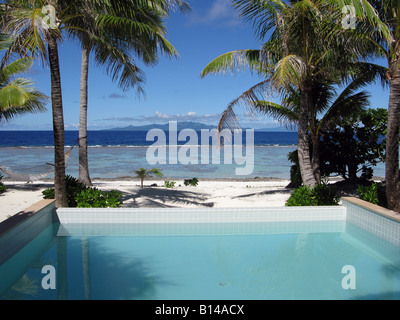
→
(105, 121, 295, 132)
(105, 121, 218, 132)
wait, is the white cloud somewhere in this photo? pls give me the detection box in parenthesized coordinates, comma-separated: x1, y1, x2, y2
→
(189, 0, 240, 27)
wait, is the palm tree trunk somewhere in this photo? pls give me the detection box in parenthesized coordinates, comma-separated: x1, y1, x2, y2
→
(386, 62, 400, 212)
(48, 35, 68, 208)
(298, 86, 317, 187)
(311, 133, 321, 184)
(79, 46, 92, 186)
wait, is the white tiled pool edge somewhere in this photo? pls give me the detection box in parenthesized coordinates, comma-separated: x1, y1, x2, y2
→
(56, 206, 347, 224)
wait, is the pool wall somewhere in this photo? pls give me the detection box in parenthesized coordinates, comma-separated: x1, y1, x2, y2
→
(342, 197, 400, 247)
(56, 206, 346, 224)
(0, 199, 55, 265)
(2, 197, 400, 257)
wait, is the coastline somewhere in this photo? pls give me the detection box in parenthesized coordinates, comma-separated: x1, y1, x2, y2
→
(0, 177, 292, 223)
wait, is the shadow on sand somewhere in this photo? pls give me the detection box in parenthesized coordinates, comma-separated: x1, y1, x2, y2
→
(120, 187, 215, 208)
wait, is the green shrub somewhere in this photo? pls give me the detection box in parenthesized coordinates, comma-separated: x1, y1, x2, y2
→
(0, 174, 7, 194)
(286, 186, 314, 206)
(75, 188, 123, 208)
(312, 184, 341, 206)
(164, 180, 176, 188)
(286, 184, 340, 206)
(184, 178, 199, 187)
(357, 183, 387, 207)
(42, 175, 87, 207)
(42, 187, 55, 200)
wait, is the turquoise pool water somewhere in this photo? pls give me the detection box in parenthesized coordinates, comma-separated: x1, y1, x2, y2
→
(1, 221, 399, 300)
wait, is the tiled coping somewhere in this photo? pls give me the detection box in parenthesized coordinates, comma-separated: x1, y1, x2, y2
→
(56, 206, 347, 224)
(342, 197, 400, 223)
(0, 200, 55, 237)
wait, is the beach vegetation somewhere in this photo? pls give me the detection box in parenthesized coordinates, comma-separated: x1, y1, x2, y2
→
(357, 183, 379, 205)
(42, 175, 123, 208)
(75, 188, 123, 208)
(184, 178, 199, 187)
(288, 108, 389, 185)
(357, 182, 387, 208)
(164, 180, 176, 188)
(0, 174, 7, 194)
(135, 168, 164, 188)
(319, 108, 388, 181)
(286, 183, 341, 207)
(42, 175, 87, 207)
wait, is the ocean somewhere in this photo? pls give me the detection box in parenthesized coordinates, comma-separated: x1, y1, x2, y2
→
(0, 130, 385, 180)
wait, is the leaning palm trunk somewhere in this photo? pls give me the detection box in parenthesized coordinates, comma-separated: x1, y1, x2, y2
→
(48, 35, 69, 208)
(386, 62, 400, 212)
(79, 46, 92, 186)
(298, 87, 317, 187)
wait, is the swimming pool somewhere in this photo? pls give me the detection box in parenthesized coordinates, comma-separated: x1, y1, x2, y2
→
(0, 199, 399, 300)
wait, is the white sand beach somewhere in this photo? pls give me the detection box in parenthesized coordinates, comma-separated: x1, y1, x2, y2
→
(0, 178, 292, 223)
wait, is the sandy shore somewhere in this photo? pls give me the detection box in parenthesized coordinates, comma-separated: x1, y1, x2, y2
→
(0, 178, 292, 223)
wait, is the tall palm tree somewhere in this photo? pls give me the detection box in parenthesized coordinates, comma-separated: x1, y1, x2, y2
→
(72, 0, 189, 186)
(0, 0, 85, 207)
(201, 0, 381, 187)
(0, 0, 188, 206)
(0, 37, 48, 123)
(327, 0, 400, 210)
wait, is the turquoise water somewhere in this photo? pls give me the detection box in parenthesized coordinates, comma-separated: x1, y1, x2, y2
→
(1, 221, 399, 300)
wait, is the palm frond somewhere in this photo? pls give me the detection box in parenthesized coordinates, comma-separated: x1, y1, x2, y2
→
(273, 55, 307, 89)
(252, 100, 299, 129)
(201, 50, 263, 78)
(217, 79, 274, 131)
(233, 0, 287, 40)
(0, 77, 48, 123)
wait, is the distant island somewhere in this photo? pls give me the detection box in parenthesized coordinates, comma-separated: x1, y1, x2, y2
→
(105, 121, 294, 132)
(105, 121, 217, 132)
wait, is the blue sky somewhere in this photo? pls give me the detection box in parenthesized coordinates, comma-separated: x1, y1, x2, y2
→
(1, 0, 391, 131)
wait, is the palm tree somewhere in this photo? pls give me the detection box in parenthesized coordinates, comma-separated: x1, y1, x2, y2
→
(201, 0, 379, 187)
(0, 37, 48, 124)
(251, 73, 384, 183)
(72, 0, 189, 186)
(135, 168, 163, 188)
(0, 0, 86, 207)
(326, 0, 400, 211)
(0, 0, 188, 205)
